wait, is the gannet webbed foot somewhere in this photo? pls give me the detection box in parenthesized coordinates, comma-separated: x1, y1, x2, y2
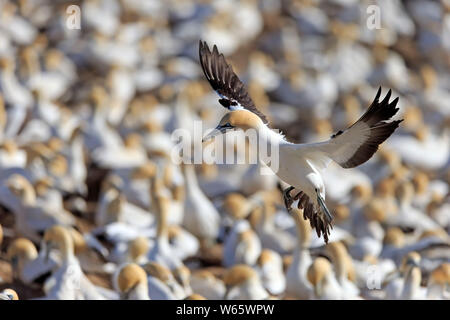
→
(283, 186, 295, 212)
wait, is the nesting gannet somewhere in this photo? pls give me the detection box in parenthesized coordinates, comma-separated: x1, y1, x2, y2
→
(116, 263, 150, 300)
(141, 262, 183, 300)
(285, 208, 314, 299)
(0, 288, 19, 300)
(190, 270, 226, 300)
(167, 225, 199, 261)
(427, 263, 450, 300)
(385, 251, 426, 299)
(307, 257, 343, 300)
(147, 193, 183, 270)
(181, 164, 220, 244)
(326, 242, 360, 299)
(0, 174, 74, 242)
(200, 41, 402, 243)
(233, 229, 262, 266)
(386, 182, 440, 231)
(255, 249, 286, 296)
(222, 193, 261, 267)
(223, 264, 269, 300)
(40, 226, 106, 300)
(68, 228, 115, 274)
(173, 265, 193, 298)
(252, 196, 295, 254)
(7, 237, 56, 284)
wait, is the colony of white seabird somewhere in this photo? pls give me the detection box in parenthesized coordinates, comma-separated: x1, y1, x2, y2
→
(0, 0, 448, 300)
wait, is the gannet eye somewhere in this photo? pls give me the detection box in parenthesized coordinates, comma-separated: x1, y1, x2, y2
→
(6, 293, 14, 300)
(221, 123, 233, 129)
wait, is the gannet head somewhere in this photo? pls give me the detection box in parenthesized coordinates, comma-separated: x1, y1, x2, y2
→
(6, 174, 36, 204)
(7, 238, 38, 277)
(202, 110, 263, 142)
(307, 257, 332, 297)
(401, 251, 421, 271)
(223, 265, 259, 298)
(127, 236, 150, 263)
(383, 227, 405, 248)
(223, 193, 250, 220)
(142, 261, 172, 284)
(326, 242, 355, 281)
(173, 265, 191, 292)
(0, 289, 19, 300)
(429, 263, 450, 286)
(117, 263, 148, 297)
(43, 225, 74, 261)
(291, 208, 312, 247)
(68, 228, 88, 255)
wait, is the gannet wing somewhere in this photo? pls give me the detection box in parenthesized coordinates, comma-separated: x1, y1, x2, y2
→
(303, 88, 402, 169)
(199, 40, 269, 124)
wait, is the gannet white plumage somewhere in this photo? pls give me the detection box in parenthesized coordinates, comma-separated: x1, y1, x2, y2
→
(199, 40, 402, 243)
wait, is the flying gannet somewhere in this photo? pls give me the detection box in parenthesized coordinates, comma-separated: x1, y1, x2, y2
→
(199, 41, 402, 243)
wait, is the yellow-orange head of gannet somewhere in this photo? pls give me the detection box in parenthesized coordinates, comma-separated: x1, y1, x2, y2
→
(7, 174, 36, 205)
(142, 261, 172, 283)
(224, 264, 258, 288)
(67, 228, 88, 255)
(203, 110, 265, 142)
(352, 184, 373, 203)
(0, 288, 19, 300)
(128, 236, 150, 263)
(291, 208, 312, 248)
(223, 193, 250, 220)
(173, 264, 192, 295)
(43, 225, 74, 261)
(401, 251, 421, 272)
(400, 251, 422, 299)
(117, 263, 149, 300)
(307, 257, 333, 297)
(427, 263, 450, 299)
(7, 238, 38, 278)
(326, 242, 355, 283)
(383, 227, 405, 248)
(224, 264, 266, 300)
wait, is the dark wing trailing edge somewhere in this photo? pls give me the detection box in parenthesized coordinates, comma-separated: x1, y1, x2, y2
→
(294, 191, 332, 243)
(323, 87, 403, 169)
(198, 40, 269, 124)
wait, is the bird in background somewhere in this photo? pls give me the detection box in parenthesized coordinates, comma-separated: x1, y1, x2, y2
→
(199, 40, 403, 244)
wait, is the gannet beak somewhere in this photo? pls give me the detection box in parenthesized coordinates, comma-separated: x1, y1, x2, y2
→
(42, 241, 51, 263)
(202, 127, 224, 143)
(406, 258, 419, 268)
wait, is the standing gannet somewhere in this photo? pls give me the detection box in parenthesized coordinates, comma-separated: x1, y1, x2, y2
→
(255, 249, 286, 296)
(7, 237, 56, 284)
(223, 264, 270, 300)
(199, 41, 402, 243)
(141, 262, 184, 300)
(116, 263, 150, 300)
(427, 263, 450, 300)
(326, 242, 360, 299)
(385, 251, 426, 299)
(190, 270, 226, 300)
(285, 208, 314, 299)
(40, 226, 106, 300)
(307, 257, 342, 300)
